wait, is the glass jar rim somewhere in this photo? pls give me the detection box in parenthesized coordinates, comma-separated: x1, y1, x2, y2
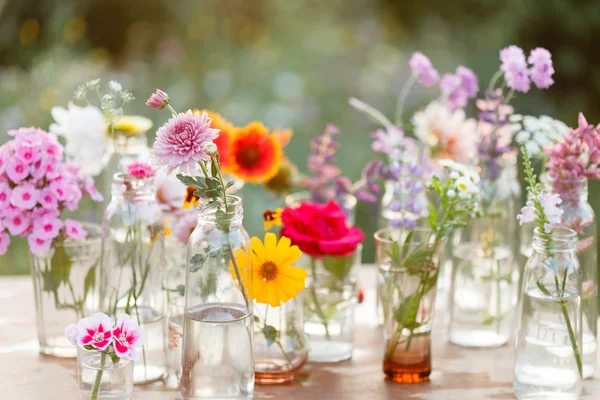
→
(532, 226, 577, 251)
(374, 226, 434, 245)
(198, 195, 243, 216)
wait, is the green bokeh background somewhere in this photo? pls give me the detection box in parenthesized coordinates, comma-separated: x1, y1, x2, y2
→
(0, 0, 599, 274)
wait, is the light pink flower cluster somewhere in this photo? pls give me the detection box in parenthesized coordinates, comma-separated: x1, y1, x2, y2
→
(517, 192, 563, 232)
(0, 127, 103, 255)
(440, 66, 479, 110)
(545, 113, 600, 202)
(500, 45, 555, 93)
(409, 52, 440, 87)
(126, 161, 154, 179)
(65, 312, 145, 361)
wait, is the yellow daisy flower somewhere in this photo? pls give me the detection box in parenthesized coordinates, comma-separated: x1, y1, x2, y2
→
(231, 233, 306, 307)
(262, 208, 282, 231)
(113, 115, 153, 136)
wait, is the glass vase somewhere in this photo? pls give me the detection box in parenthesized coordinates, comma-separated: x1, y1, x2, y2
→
(285, 191, 357, 226)
(302, 247, 360, 362)
(376, 227, 443, 383)
(100, 172, 167, 384)
(77, 347, 133, 400)
(545, 177, 597, 379)
(514, 227, 583, 399)
(254, 295, 309, 384)
(29, 223, 103, 357)
(179, 196, 254, 399)
(448, 217, 520, 348)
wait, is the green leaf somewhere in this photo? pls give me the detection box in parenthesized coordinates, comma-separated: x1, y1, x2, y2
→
(190, 253, 206, 272)
(83, 265, 97, 299)
(225, 181, 235, 190)
(176, 285, 185, 296)
(254, 315, 260, 324)
(42, 245, 72, 293)
(176, 174, 200, 187)
(401, 231, 413, 259)
(210, 160, 219, 178)
(481, 313, 494, 326)
(262, 325, 278, 348)
(321, 255, 354, 281)
(393, 292, 421, 327)
(109, 352, 119, 364)
(391, 241, 401, 267)
(428, 203, 437, 229)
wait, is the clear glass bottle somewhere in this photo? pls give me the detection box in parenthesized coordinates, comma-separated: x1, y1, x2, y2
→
(285, 191, 357, 226)
(375, 227, 443, 383)
(77, 347, 134, 400)
(514, 227, 583, 399)
(254, 295, 309, 384)
(545, 177, 597, 379)
(29, 223, 103, 357)
(100, 172, 167, 384)
(179, 196, 254, 399)
(302, 246, 361, 362)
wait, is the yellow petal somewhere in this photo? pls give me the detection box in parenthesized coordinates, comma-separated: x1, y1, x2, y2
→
(251, 236, 266, 262)
(252, 272, 266, 303)
(276, 244, 302, 268)
(264, 232, 277, 253)
(266, 282, 281, 307)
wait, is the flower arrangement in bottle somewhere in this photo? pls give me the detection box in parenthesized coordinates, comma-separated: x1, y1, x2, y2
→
(66, 312, 144, 400)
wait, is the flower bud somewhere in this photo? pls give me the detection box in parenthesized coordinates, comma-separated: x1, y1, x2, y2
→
(146, 89, 170, 109)
(204, 142, 218, 156)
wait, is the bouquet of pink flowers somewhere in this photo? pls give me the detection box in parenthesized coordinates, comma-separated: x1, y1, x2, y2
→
(0, 127, 103, 255)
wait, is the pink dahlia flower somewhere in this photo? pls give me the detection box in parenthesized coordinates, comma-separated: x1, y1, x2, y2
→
(111, 314, 145, 361)
(146, 89, 170, 109)
(126, 161, 154, 179)
(77, 312, 115, 351)
(151, 110, 220, 174)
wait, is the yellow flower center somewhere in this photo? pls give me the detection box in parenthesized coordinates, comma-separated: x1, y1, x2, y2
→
(458, 183, 467, 191)
(260, 261, 278, 281)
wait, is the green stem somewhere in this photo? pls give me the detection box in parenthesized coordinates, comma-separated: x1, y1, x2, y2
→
(309, 258, 331, 340)
(275, 339, 293, 367)
(495, 259, 502, 334)
(487, 70, 504, 92)
(90, 352, 106, 400)
(228, 247, 250, 310)
(167, 104, 178, 116)
(347, 97, 394, 129)
(394, 75, 417, 127)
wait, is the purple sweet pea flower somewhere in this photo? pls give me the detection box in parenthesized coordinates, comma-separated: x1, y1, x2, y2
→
(500, 45, 531, 93)
(440, 66, 479, 110)
(528, 48, 554, 89)
(409, 52, 440, 87)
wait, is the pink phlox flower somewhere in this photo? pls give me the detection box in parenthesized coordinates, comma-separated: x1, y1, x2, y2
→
(127, 162, 155, 179)
(27, 231, 52, 255)
(10, 183, 40, 210)
(528, 48, 555, 89)
(111, 314, 145, 361)
(146, 89, 170, 109)
(409, 52, 440, 87)
(49, 181, 69, 202)
(15, 143, 41, 165)
(83, 177, 104, 202)
(6, 157, 29, 183)
(64, 219, 88, 241)
(32, 207, 60, 221)
(77, 313, 115, 351)
(34, 215, 63, 240)
(0, 182, 12, 208)
(500, 45, 531, 93)
(39, 188, 59, 210)
(0, 229, 9, 255)
(4, 207, 32, 236)
(151, 110, 220, 174)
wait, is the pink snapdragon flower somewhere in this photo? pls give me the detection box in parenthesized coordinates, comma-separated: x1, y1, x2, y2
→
(76, 313, 114, 351)
(146, 89, 170, 109)
(10, 183, 40, 210)
(127, 162, 154, 179)
(64, 219, 88, 241)
(151, 110, 220, 174)
(409, 52, 440, 87)
(111, 314, 145, 361)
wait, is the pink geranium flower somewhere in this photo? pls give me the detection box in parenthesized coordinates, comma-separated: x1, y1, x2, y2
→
(64, 219, 88, 241)
(34, 215, 63, 240)
(126, 162, 154, 179)
(10, 183, 40, 210)
(0, 230, 10, 255)
(151, 110, 220, 174)
(76, 313, 115, 351)
(27, 232, 52, 255)
(6, 157, 29, 183)
(111, 314, 145, 361)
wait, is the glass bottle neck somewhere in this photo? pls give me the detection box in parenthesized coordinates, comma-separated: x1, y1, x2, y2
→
(197, 196, 244, 225)
(532, 227, 578, 253)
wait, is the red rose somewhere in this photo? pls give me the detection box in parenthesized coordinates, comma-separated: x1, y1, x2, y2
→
(281, 201, 364, 257)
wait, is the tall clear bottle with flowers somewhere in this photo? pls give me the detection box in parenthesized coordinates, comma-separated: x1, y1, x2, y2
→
(0, 127, 104, 357)
(543, 112, 600, 378)
(514, 147, 583, 399)
(145, 89, 254, 399)
(280, 201, 364, 362)
(101, 163, 167, 384)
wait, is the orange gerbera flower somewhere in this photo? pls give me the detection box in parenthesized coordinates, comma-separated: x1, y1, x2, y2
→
(197, 110, 236, 172)
(229, 122, 282, 183)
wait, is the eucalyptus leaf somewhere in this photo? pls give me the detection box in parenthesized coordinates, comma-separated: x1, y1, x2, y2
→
(262, 325, 278, 348)
(176, 174, 200, 188)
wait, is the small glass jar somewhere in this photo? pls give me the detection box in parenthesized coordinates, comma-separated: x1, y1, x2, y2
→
(180, 196, 254, 399)
(100, 173, 167, 384)
(545, 177, 597, 379)
(448, 217, 520, 348)
(77, 347, 133, 400)
(514, 227, 583, 399)
(302, 247, 361, 362)
(375, 227, 443, 383)
(285, 191, 357, 226)
(254, 295, 309, 384)
(29, 223, 103, 357)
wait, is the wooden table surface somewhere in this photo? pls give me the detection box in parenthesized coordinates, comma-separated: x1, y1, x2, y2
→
(2, 267, 600, 400)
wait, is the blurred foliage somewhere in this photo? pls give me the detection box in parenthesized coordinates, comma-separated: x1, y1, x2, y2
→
(0, 0, 599, 274)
